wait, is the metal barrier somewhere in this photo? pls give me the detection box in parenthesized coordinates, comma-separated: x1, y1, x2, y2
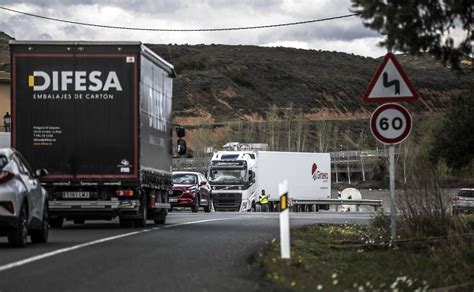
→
(291, 199, 383, 212)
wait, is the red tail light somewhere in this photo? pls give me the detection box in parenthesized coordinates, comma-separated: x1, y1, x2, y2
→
(0, 171, 14, 184)
(452, 195, 460, 201)
(116, 190, 134, 197)
(0, 201, 14, 213)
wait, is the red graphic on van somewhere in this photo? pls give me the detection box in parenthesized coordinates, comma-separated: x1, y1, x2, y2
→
(312, 162, 328, 181)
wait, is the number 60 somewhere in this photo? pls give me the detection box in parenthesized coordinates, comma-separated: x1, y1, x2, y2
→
(379, 117, 403, 130)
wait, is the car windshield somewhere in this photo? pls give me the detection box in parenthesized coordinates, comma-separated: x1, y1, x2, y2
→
(172, 174, 197, 185)
(0, 156, 7, 170)
(209, 169, 246, 184)
(458, 190, 474, 198)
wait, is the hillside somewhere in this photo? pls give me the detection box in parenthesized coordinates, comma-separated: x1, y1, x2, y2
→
(148, 44, 473, 126)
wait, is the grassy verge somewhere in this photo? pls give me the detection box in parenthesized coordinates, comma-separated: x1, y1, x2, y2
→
(256, 215, 474, 291)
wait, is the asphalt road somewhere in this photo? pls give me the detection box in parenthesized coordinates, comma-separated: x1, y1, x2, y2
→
(0, 212, 373, 292)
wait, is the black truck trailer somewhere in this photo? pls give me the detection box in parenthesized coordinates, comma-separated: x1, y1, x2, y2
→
(10, 41, 181, 227)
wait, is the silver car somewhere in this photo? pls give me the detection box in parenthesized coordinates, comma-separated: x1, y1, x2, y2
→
(452, 188, 474, 215)
(0, 148, 49, 247)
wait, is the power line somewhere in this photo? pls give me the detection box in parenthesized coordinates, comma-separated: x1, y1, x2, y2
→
(0, 6, 359, 32)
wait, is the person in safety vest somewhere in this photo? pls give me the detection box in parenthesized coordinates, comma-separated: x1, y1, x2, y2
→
(259, 189, 270, 212)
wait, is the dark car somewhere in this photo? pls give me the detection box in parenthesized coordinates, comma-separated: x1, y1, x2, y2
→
(452, 188, 474, 215)
(170, 171, 212, 213)
(0, 148, 49, 247)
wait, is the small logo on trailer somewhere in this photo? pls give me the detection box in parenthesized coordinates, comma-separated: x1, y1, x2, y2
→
(311, 163, 328, 181)
(118, 159, 131, 173)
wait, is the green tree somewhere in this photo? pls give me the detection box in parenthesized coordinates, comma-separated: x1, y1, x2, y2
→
(351, 0, 472, 69)
(430, 91, 474, 170)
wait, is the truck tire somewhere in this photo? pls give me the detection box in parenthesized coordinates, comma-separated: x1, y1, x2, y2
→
(134, 195, 147, 227)
(31, 204, 49, 244)
(191, 195, 199, 213)
(248, 202, 256, 212)
(153, 209, 167, 224)
(251, 202, 256, 212)
(8, 203, 28, 247)
(49, 217, 64, 228)
(204, 197, 212, 213)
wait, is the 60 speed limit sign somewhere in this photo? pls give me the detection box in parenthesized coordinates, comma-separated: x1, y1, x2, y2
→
(370, 103, 412, 144)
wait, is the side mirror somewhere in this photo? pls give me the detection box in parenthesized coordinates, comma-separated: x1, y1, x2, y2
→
(199, 181, 207, 186)
(177, 139, 187, 156)
(35, 168, 48, 178)
(248, 171, 255, 183)
(176, 127, 185, 138)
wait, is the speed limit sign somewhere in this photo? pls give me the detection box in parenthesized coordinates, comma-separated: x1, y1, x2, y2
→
(370, 103, 412, 144)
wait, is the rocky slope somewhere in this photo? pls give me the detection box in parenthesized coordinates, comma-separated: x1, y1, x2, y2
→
(148, 43, 473, 126)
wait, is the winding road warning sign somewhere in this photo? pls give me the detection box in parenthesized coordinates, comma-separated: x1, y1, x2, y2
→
(363, 52, 419, 103)
(370, 103, 413, 144)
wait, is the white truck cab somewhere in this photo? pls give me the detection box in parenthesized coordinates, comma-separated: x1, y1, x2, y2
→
(208, 151, 257, 212)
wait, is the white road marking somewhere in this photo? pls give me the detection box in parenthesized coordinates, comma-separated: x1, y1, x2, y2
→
(0, 217, 236, 273)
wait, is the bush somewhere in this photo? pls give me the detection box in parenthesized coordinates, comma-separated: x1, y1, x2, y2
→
(396, 153, 467, 239)
(369, 208, 391, 238)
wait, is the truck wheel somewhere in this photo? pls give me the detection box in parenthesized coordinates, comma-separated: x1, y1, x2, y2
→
(153, 209, 167, 224)
(134, 196, 148, 227)
(8, 204, 28, 247)
(31, 204, 49, 244)
(248, 202, 254, 212)
(204, 197, 212, 213)
(191, 195, 199, 213)
(49, 217, 64, 228)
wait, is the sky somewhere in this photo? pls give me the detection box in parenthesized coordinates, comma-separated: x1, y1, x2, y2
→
(0, 0, 389, 58)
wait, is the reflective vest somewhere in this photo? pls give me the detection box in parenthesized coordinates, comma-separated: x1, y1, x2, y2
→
(259, 194, 269, 205)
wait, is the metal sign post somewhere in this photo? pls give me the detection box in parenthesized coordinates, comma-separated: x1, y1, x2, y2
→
(389, 145, 396, 240)
(279, 180, 290, 259)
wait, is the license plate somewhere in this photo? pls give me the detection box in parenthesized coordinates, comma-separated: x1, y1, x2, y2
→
(169, 198, 178, 203)
(63, 192, 90, 199)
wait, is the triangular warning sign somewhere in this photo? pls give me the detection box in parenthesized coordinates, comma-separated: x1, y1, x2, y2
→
(363, 52, 419, 103)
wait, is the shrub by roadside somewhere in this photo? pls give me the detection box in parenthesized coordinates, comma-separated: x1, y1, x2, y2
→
(255, 216, 474, 291)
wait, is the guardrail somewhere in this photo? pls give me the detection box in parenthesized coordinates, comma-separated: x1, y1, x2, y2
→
(291, 199, 383, 212)
(329, 149, 394, 160)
